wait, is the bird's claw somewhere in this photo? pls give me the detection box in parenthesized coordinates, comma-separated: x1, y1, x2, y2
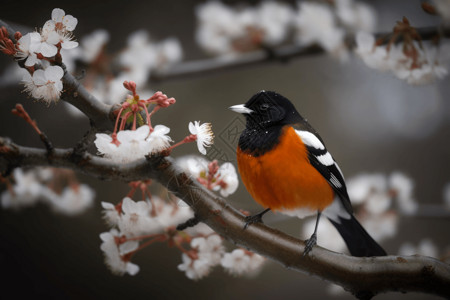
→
(303, 233, 317, 256)
(243, 214, 264, 229)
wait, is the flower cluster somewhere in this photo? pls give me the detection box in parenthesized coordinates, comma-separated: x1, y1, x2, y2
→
(7, 8, 79, 103)
(94, 81, 214, 162)
(100, 195, 193, 275)
(99, 180, 263, 278)
(195, 0, 376, 59)
(1, 167, 94, 216)
(176, 156, 239, 197)
(178, 235, 266, 280)
(196, 1, 293, 55)
(302, 172, 416, 253)
(355, 18, 449, 85)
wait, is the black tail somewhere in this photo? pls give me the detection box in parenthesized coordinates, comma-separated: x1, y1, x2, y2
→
(328, 215, 387, 257)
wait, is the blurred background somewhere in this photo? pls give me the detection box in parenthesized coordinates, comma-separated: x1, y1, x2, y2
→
(0, 0, 449, 299)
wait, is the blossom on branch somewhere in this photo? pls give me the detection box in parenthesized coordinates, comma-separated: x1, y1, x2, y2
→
(176, 156, 239, 197)
(1, 167, 94, 216)
(195, 1, 294, 55)
(99, 229, 140, 276)
(15, 32, 41, 66)
(94, 124, 172, 163)
(355, 19, 449, 85)
(221, 248, 266, 277)
(188, 121, 214, 155)
(22, 65, 64, 103)
(47, 184, 95, 216)
(293, 2, 347, 60)
(178, 234, 225, 280)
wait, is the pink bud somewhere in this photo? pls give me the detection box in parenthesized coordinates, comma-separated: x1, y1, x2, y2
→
(123, 80, 137, 96)
(14, 31, 22, 41)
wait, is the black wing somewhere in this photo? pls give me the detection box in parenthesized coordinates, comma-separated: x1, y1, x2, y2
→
(292, 123, 353, 214)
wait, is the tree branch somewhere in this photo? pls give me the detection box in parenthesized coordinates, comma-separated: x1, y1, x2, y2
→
(150, 26, 450, 82)
(0, 19, 116, 131)
(0, 137, 449, 299)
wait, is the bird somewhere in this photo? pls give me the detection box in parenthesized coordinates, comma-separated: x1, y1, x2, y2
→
(229, 90, 387, 257)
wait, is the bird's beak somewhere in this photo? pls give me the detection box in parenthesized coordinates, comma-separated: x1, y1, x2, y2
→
(229, 104, 253, 114)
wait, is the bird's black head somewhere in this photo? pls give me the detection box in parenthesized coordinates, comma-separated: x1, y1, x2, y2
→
(229, 91, 304, 156)
(230, 91, 303, 130)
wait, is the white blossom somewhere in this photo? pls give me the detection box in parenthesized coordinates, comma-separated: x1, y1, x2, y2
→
(191, 235, 225, 265)
(152, 197, 194, 229)
(189, 121, 214, 155)
(361, 212, 398, 242)
(101, 201, 121, 226)
(23, 65, 64, 103)
(293, 2, 347, 60)
(355, 31, 392, 71)
(221, 249, 265, 276)
(178, 235, 225, 280)
(94, 125, 172, 164)
(175, 155, 209, 179)
(47, 30, 78, 50)
(28, 28, 58, 57)
(214, 162, 239, 197)
(99, 229, 140, 276)
(335, 0, 377, 33)
(178, 253, 212, 280)
(15, 32, 41, 66)
(118, 197, 155, 237)
(46, 8, 78, 32)
(195, 1, 239, 55)
(195, 1, 293, 55)
(147, 125, 172, 153)
(155, 38, 183, 68)
(117, 196, 194, 237)
(1, 168, 44, 209)
(355, 32, 449, 85)
(184, 222, 215, 237)
(48, 184, 95, 216)
(253, 1, 294, 46)
(389, 172, 417, 214)
(346, 173, 387, 205)
(78, 29, 110, 63)
(122, 30, 156, 67)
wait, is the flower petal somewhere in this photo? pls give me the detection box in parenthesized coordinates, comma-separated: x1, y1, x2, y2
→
(61, 40, 79, 49)
(52, 8, 66, 23)
(45, 66, 64, 81)
(63, 15, 78, 31)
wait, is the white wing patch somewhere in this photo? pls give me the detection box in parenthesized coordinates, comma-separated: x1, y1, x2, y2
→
(316, 152, 334, 166)
(295, 130, 325, 150)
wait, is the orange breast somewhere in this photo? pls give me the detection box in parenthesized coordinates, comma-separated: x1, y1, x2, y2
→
(237, 126, 334, 212)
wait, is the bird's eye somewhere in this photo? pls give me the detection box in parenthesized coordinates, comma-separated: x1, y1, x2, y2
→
(260, 103, 270, 110)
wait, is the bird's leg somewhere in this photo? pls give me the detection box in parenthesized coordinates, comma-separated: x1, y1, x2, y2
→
(243, 208, 271, 229)
(303, 211, 321, 256)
